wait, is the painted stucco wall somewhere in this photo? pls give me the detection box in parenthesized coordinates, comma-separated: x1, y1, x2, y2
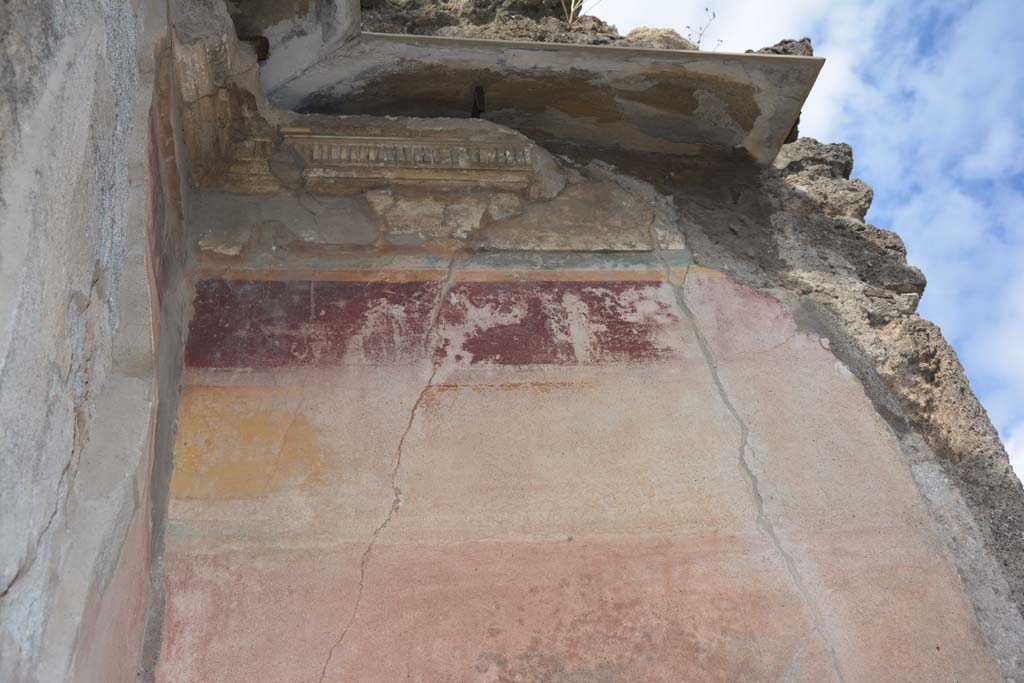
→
(2, 0, 1022, 678)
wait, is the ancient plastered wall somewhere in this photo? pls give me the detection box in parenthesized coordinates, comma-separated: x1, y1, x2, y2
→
(577, 145, 1024, 678)
(0, 0, 189, 679)
(161, 126, 1024, 683)
(130, 2, 1024, 678)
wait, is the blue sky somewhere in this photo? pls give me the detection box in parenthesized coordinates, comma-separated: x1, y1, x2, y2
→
(599, 0, 1024, 477)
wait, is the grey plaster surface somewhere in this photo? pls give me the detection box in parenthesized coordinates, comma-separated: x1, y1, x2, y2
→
(0, 0, 188, 679)
(193, 191, 380, 254)
(1, 0, 139, 677)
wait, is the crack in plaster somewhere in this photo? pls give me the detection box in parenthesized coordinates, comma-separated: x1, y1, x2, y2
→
(315, 252, 461, 683)
(0, 455, 69, 599)
(776, 637, 807, 683)
(0, 377, 78, 600)
(741, 328, 799, 358)
(648, 224, 847, 683)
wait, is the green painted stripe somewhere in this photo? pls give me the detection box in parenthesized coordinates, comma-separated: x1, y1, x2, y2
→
(462, 250, 690, 272)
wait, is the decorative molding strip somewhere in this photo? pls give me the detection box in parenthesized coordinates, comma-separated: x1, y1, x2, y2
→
(221, 130, 537, 194)
(281, 133, 533, 171)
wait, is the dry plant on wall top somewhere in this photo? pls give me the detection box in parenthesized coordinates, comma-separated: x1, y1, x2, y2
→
(686, 7, 723, 50)
(560, 0, 607, 29)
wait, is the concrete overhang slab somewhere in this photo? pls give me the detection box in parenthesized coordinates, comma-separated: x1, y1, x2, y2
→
(267, 33, 824, 165)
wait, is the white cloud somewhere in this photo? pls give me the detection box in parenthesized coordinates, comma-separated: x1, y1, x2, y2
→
(599, 0, 1023, 481)
(1006, 425, 1024, 480)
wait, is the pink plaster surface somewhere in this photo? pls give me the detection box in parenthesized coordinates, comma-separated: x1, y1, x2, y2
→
(321, 536, 832, 682)
(72, 506, 151, 682)
(156, 263, 1003, 682)
(158, 546, 364, 682)
(682, 272, 1001, 682)
(159, 536, 835, 682)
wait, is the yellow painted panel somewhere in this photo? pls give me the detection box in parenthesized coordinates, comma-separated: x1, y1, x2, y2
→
(171, 386, 322, 500)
